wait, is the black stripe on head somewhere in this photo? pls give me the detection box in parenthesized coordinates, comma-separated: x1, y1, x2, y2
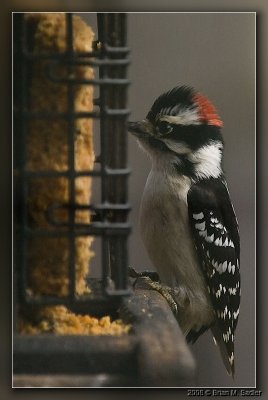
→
(165, 124, 224, 151)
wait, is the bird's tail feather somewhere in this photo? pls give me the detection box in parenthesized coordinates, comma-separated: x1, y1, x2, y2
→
(211, 325, 235, 378)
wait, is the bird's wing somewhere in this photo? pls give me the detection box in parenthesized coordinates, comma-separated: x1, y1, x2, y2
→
(187, 177, 240, 377)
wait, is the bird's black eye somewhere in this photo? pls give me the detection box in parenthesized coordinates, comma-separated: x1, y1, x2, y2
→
(156, 120, 173, 136)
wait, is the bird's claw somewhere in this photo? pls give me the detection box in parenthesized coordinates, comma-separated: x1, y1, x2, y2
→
(128, 266, 160, 282)
(134, 275, 179, 316)
(145, 279, 178, 316)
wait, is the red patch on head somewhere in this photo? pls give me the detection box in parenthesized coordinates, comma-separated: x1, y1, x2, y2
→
(193, 93, 223, 128)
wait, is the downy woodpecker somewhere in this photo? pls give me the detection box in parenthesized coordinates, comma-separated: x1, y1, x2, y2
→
(128, 86, 240, 377)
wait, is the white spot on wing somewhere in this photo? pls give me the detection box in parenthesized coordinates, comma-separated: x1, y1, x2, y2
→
(210, 270, 215, 278)
(193, 212, 204, 220)
(222, 306, 228, 319)
(229, 287, 237, 295)
(223, 237, 229, 247)
(214, 236, 223, 246)
(216, 286, 222, 298)
(199, 229, 207, 238)
(211, 259, 228, 274)
(234, 308, 240, 319)
(228, 262, 233, 273)
(222, 261, 228, 273)
(195, 221, 206, 231)
(206, 233, 214, 243)
(228, 262, 232, 273)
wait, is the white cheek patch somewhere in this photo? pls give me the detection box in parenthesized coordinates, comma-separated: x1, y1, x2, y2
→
(189, 141, 223, 179)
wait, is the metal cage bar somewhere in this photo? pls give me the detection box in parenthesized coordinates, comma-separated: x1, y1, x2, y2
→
(13, 13, 131, 314)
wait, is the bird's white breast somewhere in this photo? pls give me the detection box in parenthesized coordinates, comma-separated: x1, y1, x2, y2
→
(140, 169, 199, 288)
(140, 166, 214, 332)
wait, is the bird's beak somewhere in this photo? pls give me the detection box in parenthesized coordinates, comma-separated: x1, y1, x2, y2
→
(128, 120, 152, 139)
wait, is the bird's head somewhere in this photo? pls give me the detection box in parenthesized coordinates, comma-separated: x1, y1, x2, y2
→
(128, 86, 224, 180)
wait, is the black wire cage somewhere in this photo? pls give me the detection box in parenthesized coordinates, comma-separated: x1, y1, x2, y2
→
(13, 11, 135, 383)
(13, 12, 195, 387)
(14, 13, 131, 312)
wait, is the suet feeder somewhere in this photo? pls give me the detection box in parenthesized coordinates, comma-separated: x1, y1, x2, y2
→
(13, 12, 195, 387)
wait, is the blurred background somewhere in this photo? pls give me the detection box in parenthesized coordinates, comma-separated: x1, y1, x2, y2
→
(77, 12, 255, 387)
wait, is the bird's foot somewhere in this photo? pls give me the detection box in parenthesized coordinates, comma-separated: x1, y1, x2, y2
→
(128, 267, 179, 316)
(143, 278, 179, 316)
(128, 266, 160, 282)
